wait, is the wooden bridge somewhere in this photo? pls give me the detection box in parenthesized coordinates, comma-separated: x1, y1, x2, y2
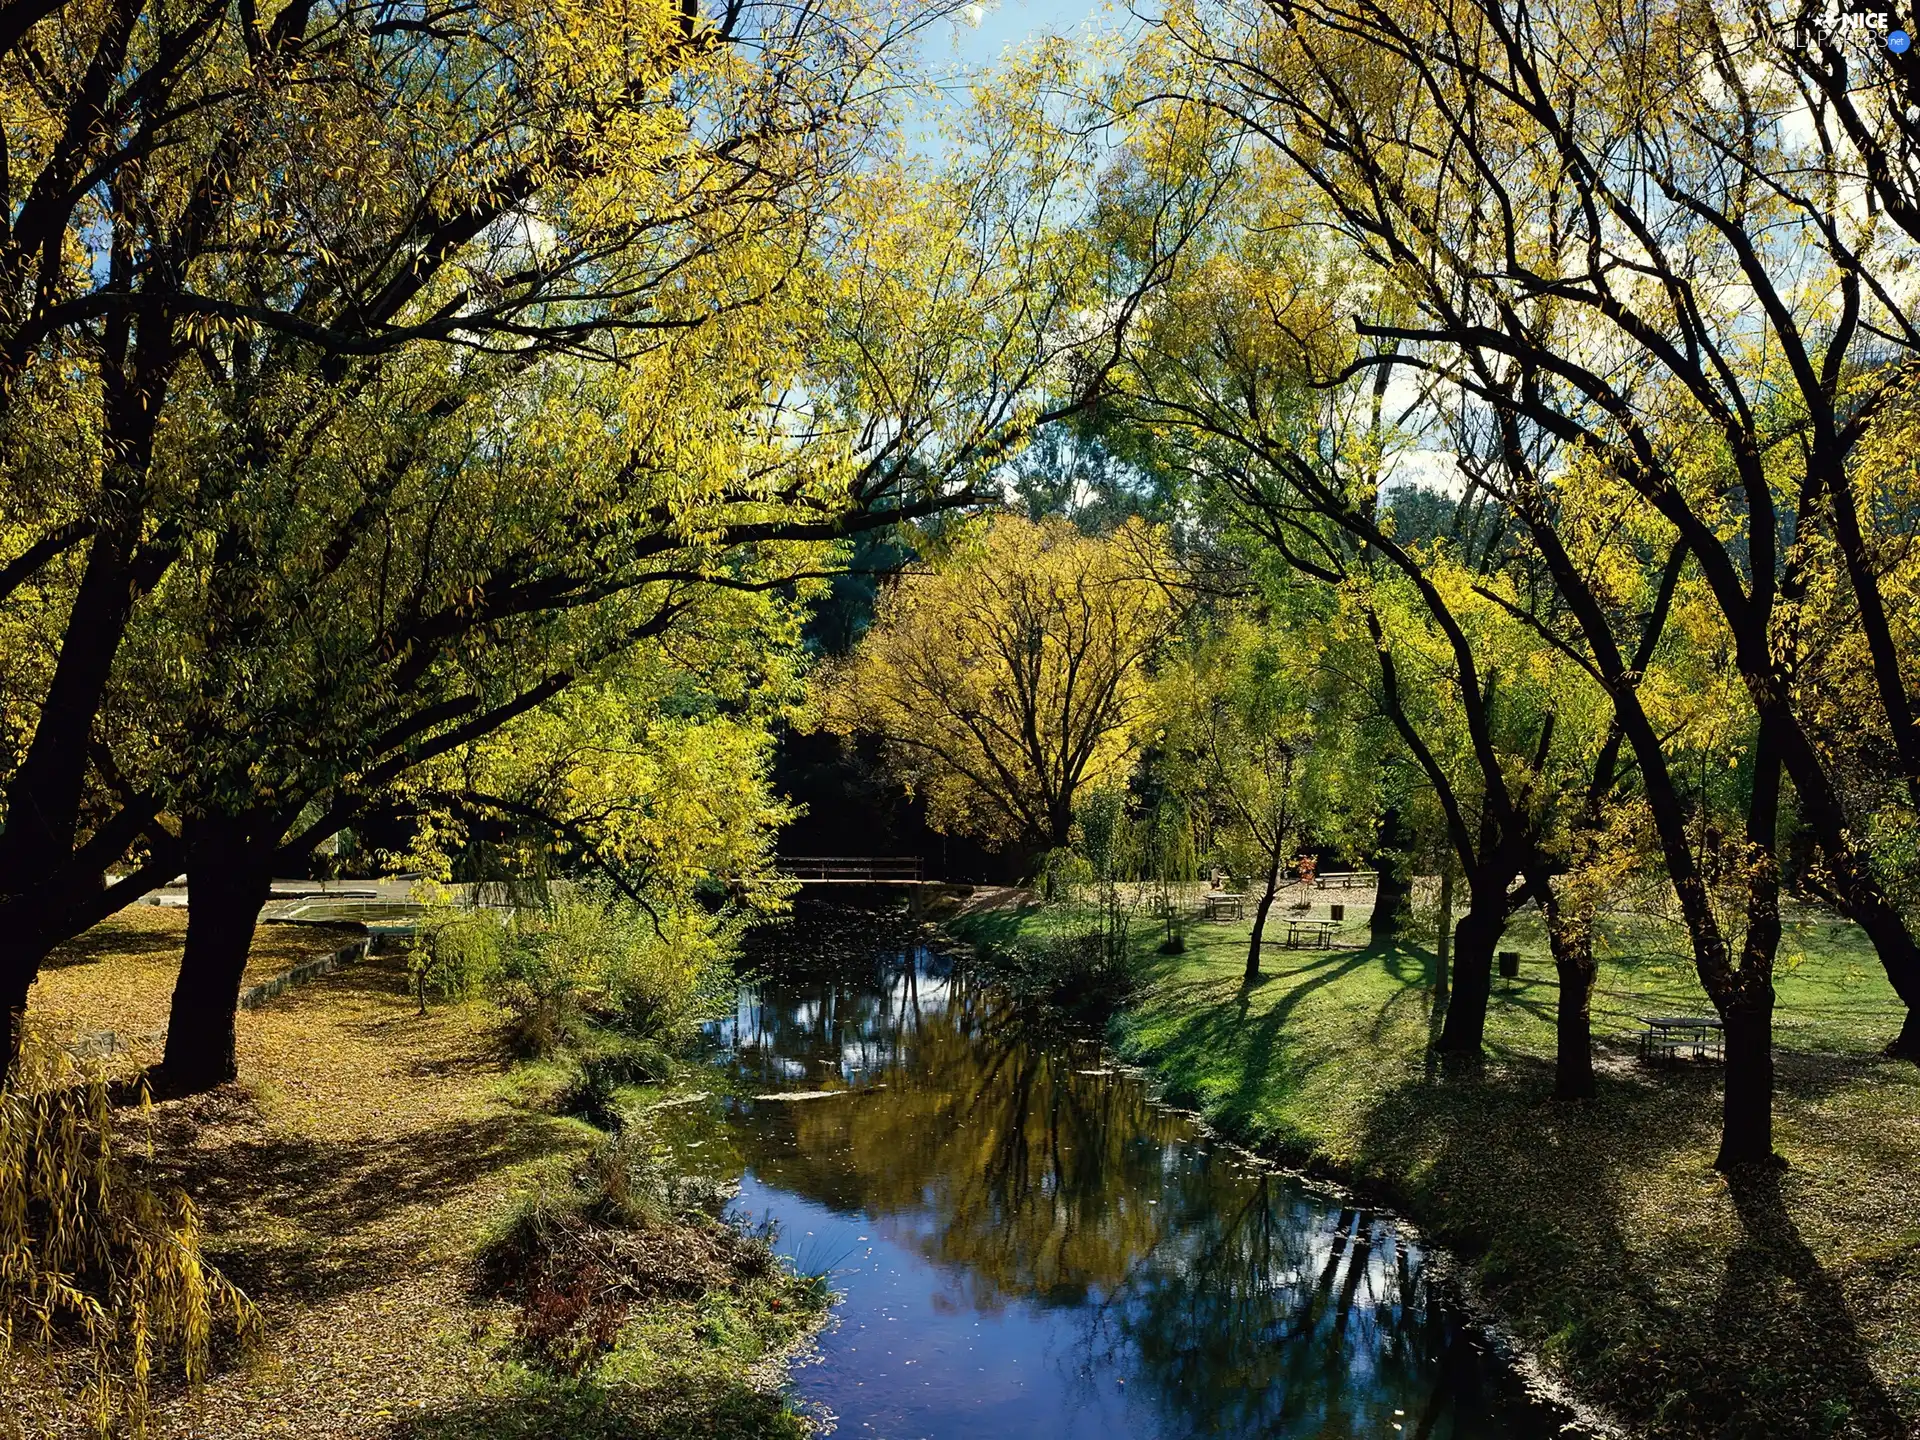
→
(779, 856, 927, 884)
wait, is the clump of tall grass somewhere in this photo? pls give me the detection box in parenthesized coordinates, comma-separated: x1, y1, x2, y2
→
(0, 1032, 260, 1436)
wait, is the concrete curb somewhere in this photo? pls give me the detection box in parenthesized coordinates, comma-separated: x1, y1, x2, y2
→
(65, 934, 374, 1064)
(237, 934, 372, 1010)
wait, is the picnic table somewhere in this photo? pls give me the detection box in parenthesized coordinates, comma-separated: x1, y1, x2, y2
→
(1204, 890, 1245, 921)
(1639, 1014, 1724, 1064)
(1283, 918, 1336, 949)
(1313, 870, 1377, 890)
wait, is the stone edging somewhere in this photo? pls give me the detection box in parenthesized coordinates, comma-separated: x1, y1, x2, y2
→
(68, 934, 373, 1062)
(237, 934, 372, 1010)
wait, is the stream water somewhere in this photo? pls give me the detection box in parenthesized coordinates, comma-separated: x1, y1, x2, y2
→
(655, 907, 1568, 1440)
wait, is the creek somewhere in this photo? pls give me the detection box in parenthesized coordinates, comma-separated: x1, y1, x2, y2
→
(651, 905, 1570, 1440)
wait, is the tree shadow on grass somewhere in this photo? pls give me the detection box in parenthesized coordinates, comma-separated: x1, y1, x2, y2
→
(1347, 1061, 1916, 1440)
(386, 1372, 809, 1440)
(187, 1112, 567, 1301)
(1129, 940, 1432, 1136)
(39, 914, 187, 969)
(119, 963, 573, 1309)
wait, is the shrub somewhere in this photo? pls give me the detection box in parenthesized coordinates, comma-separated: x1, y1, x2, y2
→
(406, 910, 507, 1012)
(478, 1132, 773, 1376)
(557, 1042, 674, 1132)
(0, 1035, 260, 1436)
(981, 927, 1143, 1018)
(1034, 847, 1092, 902)
(494, 890, 737, 1057)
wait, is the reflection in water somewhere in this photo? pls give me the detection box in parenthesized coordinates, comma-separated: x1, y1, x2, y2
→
(674, 920, 1559, 1440)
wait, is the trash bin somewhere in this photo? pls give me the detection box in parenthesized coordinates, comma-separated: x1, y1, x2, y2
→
(1498, 950, 1521, 978)
(1329, 903, 1345, 921)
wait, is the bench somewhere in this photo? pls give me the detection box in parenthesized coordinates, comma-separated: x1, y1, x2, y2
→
(1203, 891, 1245, 922)
(1639, 1015, 1724, 1064)
(1283, 918, 1336, 949)
(1312, 871, 1377, 890)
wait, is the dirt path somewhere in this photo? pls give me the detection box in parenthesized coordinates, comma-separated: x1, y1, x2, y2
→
(27, 913, 575, 1438)
(147, 960, 573, 1439)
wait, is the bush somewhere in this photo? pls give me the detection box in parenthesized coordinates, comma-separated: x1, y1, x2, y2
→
(557, 1043, 674, 1132)
(485, 889, 736, 1057)
(0, 1035, 260, 1436)
(407, 910, 507, 1011)
(478, 1133, 774, 1376)
(1034, 847, 1092, 902)
(981, 927, 1143, 1019)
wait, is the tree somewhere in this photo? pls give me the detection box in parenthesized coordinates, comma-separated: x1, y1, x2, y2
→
(1235, 0, 1920, 1053)
(817, 514, 1176, 856)
(1, 0, 1165, 1084)
(0, 0, 925, 1076)
(1158, 615, 1349, 980)
(1131, 0, 1920, 1159)
(1084, 158, 1601, 1067)
(165, 587, 805, 1089)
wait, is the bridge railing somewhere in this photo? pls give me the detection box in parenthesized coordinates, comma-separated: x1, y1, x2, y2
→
(779, 856, 925, 882)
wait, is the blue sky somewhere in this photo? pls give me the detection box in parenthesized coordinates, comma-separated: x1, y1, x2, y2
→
(902, 0, 1127, 154)
(933, 0, 1113, 70)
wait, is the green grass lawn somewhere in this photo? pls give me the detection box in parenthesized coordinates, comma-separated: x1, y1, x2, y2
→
(947, 895, 1920, 1440)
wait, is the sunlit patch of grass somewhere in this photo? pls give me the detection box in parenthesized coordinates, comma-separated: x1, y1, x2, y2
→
(947, 898, 1920, 1440)
(28, 909, 363, 1074)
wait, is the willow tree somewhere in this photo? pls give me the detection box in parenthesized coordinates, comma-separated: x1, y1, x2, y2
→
(818, 515, 1177, 855)
(1155, 616, 1335, 980)
(1137, 0, 1920, 1159)
(1084, 168, 1585, 1068)
(0, 0, 871, 1064)
(5, 0, 1174, 1085)
(5, 2, 1190, 1091)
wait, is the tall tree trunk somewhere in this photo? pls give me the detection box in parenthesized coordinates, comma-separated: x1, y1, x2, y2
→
(1518, 518, 1754, 1040)
(160, 813, 277, 1094)
(1521, 849, 1597, 1101)
(1758, 690, 1920, 1059)
(1246, 840, 1284, 981)
(1, 937, 36, 1084)
(1541, 895, 1597, 1101)
(0, 324, 171, 1080)
(1717, 728, 1784, 1170)
(1553, 943, 1597, 1101)
(1822, 465, 1920, 814)
(1891, 1007, 1920, 1063)
(1717, 1002, 1777, 1169)
(0, 537, 144, 1075)
(1368, 803, 1412, 944)
(1435, 881, 1504, 1056)
(1843, 895, 1920, 1061)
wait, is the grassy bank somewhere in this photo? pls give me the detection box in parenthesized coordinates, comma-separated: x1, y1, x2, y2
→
(948, 891, 1920, 1440)
(15, 909, 826, 1440)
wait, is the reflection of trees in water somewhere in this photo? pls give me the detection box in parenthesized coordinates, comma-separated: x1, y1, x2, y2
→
(710, 948, 966, 1095)
(1088, 1188, 1493, 1438)
(717, 954, 1501, 1437)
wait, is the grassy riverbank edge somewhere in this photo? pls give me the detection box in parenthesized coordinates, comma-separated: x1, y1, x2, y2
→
(13, 907, 831, 1440)
(938, 894, 1920, 1440)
